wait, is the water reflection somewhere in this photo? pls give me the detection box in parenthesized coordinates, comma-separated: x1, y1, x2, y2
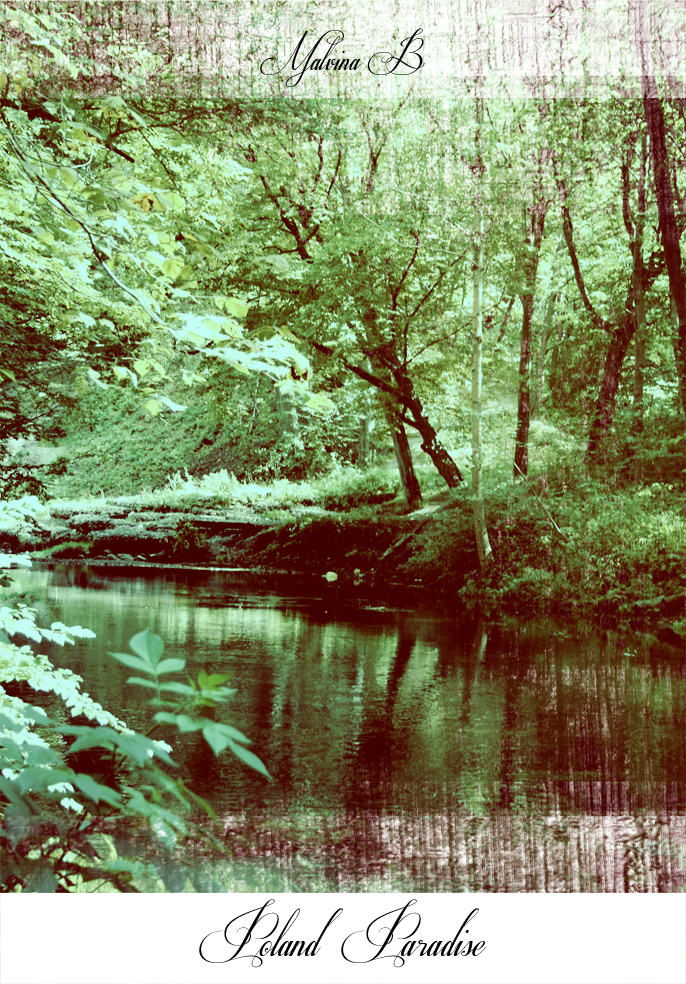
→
(11, 564, 686, 892)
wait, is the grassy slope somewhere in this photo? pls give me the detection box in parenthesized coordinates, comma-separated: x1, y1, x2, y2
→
(48, 386, 231, 498)
(40, 380, 686, 629)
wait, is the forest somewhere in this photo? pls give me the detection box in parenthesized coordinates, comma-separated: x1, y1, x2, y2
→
(0, 1, 685, 897)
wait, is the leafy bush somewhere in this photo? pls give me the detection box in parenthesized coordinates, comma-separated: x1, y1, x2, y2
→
(0, 466, 47, 502)
(0, 558, 269, 893)
(170, 519, 209, 560)
(0, 497, 47, 532)
(0, 497, 49, 550)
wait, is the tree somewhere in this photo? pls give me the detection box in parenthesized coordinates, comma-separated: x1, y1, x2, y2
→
(0, 6, 313, 427)
(470, 93, 493, 573)
(222, 98, 468, 492)
(546, 98, 667, 463)
(634, 0, 686, 415)
(513, 155, 549, 479)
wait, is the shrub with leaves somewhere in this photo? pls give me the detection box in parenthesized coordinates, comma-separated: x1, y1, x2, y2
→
(0, 559, 269, 893)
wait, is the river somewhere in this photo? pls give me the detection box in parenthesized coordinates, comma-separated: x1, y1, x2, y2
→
(11, 563, 686, 893)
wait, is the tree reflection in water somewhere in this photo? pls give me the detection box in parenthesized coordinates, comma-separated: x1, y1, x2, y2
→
(20, 565, 686, 892)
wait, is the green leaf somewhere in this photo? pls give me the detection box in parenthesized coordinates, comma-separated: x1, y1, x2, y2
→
(200, 720, 250, 755)
(160, 257, 184, 279)
(156, 397, 187, 413)
(154, 712, 203, 733)
(150, 817, 178, 849)
(0, 777, 37, 811)
(223, 296, 249, 318)
(202, 721, 231, 755)
(212, 722, 251, 745)
(32, 225, 54, 245)
(16, 766, 73, 795)
(68, 727, 175, 767)
(113, 366, 138, 388)
(132, 680, 196, 696)
(176, 264, 196, 282)
(72, 773, 123, 807)
(129, 629, 164, 668)
(124, 790, 187, 833)
(87, 367, 108, 390)
(203, 673, 232, 689)
(126, 676, 159, 689)
(226, 738, 272, 780)
(144, 398, 161, 416)
(156, 191, 185, 211)
(17, 704, 52, 725)
(0, 712, 23, 732)
(108, 651, 152, 674)
(154, 658, 186, 675)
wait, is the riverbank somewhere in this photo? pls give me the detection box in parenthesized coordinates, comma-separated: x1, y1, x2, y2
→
(3, 478, 685, 637)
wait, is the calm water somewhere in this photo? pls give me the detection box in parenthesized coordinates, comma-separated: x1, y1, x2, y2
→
(11, 564, 686, 892)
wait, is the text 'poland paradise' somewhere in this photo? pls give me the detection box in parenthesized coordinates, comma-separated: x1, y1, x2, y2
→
(198, 898, 486, 968)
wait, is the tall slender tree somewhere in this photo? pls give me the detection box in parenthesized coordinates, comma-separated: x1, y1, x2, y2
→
(513, 160, 548, 479)
(634, 0, 686, 414)
(471, 93, 493, 573)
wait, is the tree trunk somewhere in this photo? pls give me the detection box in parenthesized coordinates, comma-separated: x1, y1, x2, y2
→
(549, 322, 565, 386)
(531, 235, 563, 418)
(357, 361, 375, 468)
(585, 315, 636, 462)
(380, 350, 464, 488)
(513, 195, 547, 479)
(513, 294, 534, 479)
(358, 414, 372, 467)
(387, 412, 422, 510)
(409, 402, 463, 488)
(368, 356, 423, 506)
(471, 94, 493, 573)
(275, 378, 300, 437)
(630, 132, 647, 444)
(671, 296, 686, 408)
(635, 2, 686, 413)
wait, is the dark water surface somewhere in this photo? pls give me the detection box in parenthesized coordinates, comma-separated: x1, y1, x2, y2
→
(15, 564, 686, 892)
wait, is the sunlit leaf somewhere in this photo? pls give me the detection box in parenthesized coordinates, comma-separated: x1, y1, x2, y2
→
(160, 257, 184, 279)
(107, 651, 152, 674)
(157, 396, 187, 413)
(129, 629, 164, 668)
(154, 657, 186, 675)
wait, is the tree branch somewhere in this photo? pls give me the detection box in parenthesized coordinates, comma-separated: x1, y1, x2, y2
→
(555, 173, 612, 333)
(308, 339, 406, 402)
(391, 229, 420, 311)
(259, 174, 311, 260)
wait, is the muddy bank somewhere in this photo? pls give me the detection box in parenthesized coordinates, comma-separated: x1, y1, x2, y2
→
(0, 500, 279, 565)
(2, 497, 685, 638)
